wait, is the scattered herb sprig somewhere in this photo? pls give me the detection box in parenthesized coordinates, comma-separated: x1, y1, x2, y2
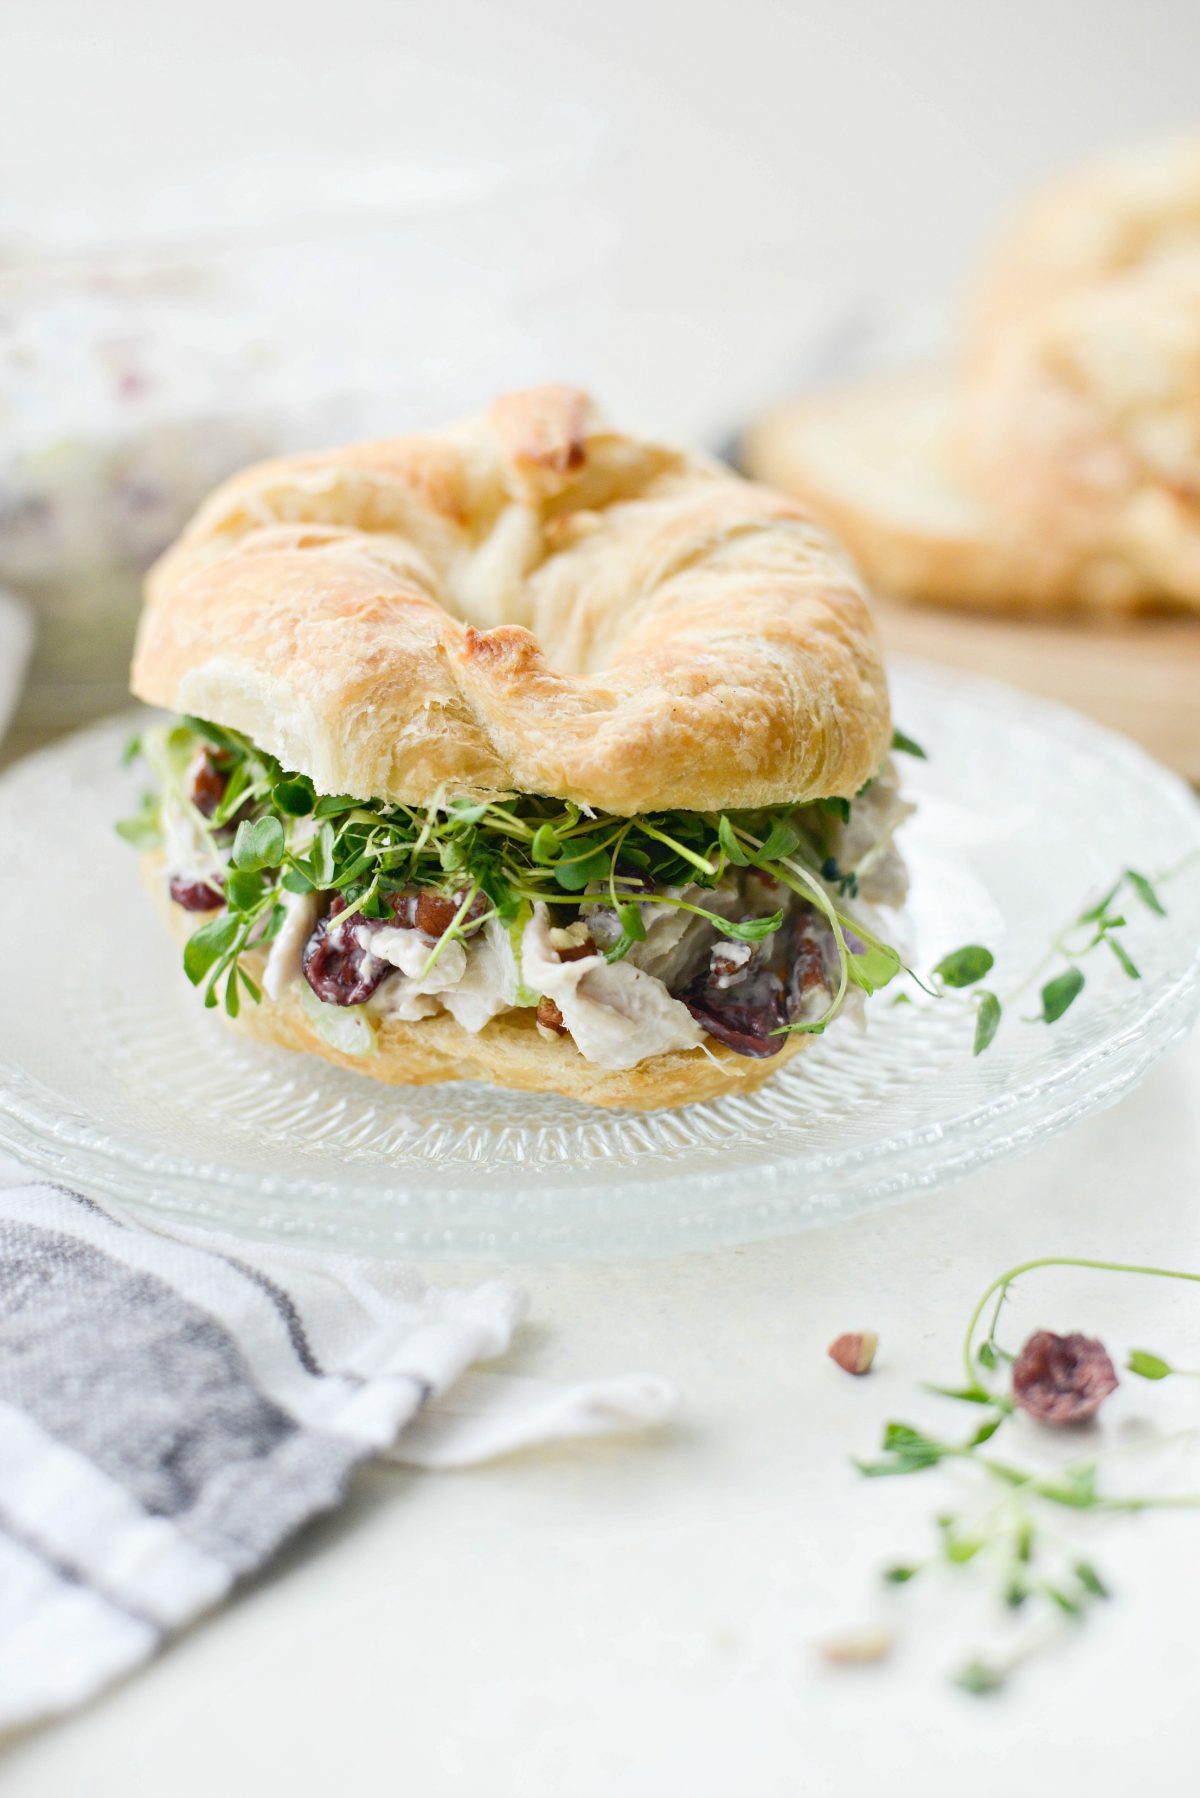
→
(854, 1256, 1200, 1694)
(890, 713, 1184, 1057)
(924, 864, 1173, 1057)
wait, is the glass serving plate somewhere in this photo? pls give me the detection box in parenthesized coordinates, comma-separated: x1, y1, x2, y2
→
(0, 660, 1197, 1260)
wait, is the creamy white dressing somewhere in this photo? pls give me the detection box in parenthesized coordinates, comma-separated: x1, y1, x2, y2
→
(281, 873, 846, 1067)
(829, 758, 914, 908)
(438, 919, 522, 1033)
(362, 925, 467, 988)
(262, 888, 321, 999)
(320, 901, 707, 1068)
(160, 792, 226, 890)
(582, 880, 744, 994)
(368, 985, 441, 1024)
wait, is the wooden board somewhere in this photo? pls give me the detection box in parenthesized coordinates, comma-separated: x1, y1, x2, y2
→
(872, 599, 1200, 784)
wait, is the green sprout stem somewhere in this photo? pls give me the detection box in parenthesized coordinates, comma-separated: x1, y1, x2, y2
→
(998, 861, 1182, 1010)
(969, 1449, 1200, 1512)
(416, 882, 486, 982)
(963, 1256, 1200, 1388)
(636, 821, 718, 877)
(860, 1241, 1200, 1693)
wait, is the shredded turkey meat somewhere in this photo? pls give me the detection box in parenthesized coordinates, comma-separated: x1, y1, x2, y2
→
(825, 757, 914, 908)
(518, 904, 706, 1069)
(285, 877, 844, 1071)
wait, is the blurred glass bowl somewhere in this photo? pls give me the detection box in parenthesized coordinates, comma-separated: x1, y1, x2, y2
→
(0, 137, 617, 731)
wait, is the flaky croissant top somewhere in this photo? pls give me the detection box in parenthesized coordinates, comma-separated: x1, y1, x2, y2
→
(133, 385, 891, 814)
(964, 134, 1200, 351)
(954, 138, 1200, 611)
(957, 254, 1200, 609)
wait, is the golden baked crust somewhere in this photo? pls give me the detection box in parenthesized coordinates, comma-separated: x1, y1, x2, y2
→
(744, 359, 1200, 617)
(146, 861, 810, 1111)
(132, 384, 891, 814)
(233, 977, 811, 1111)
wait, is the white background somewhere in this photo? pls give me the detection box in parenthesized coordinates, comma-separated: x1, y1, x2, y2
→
(3, 4, 1200, 1793)
(5, 0, 1200, 443)
(6, 0, 1200, 290)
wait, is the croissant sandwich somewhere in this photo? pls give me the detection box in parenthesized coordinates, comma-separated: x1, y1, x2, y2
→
(123, 385, 913, 1111)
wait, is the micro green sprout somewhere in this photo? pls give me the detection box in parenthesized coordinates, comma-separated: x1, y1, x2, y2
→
(852, 1254, 1200, 1695)
(923, 863, 1175, 1057)
(119, 717, 907, 1024)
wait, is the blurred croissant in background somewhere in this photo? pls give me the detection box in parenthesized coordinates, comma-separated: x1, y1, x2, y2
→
(744, 136, 1200, 617)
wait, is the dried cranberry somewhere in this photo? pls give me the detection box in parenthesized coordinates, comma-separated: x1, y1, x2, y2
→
(683, 971, 788, 1057)
(302, 897, 391, 1007)
(1011, 1330, 1118, 1425)
(169, 875, 224, 912)
(681, 906, 830, 1058)
(187, 748, 229, 819)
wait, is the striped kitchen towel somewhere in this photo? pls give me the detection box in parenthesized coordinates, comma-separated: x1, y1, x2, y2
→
(0, 1158, 675, 1733)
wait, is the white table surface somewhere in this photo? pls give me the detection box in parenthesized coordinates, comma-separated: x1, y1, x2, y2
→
(5, 1021, 1199, 1798)
(4, 3, 1200, 1790)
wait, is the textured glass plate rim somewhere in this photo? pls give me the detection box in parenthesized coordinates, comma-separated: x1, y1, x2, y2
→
(0, 661, 1197, 1261)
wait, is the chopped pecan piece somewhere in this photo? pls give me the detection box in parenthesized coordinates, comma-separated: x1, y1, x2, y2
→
(828, 1331, 878, 1375)
(382, 889, 489, 937)
(536, 996, 570, 1037)
(710, 941, 753, 985)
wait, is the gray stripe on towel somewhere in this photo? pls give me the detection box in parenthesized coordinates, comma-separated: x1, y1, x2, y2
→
(0, 1219, 371, 1570)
